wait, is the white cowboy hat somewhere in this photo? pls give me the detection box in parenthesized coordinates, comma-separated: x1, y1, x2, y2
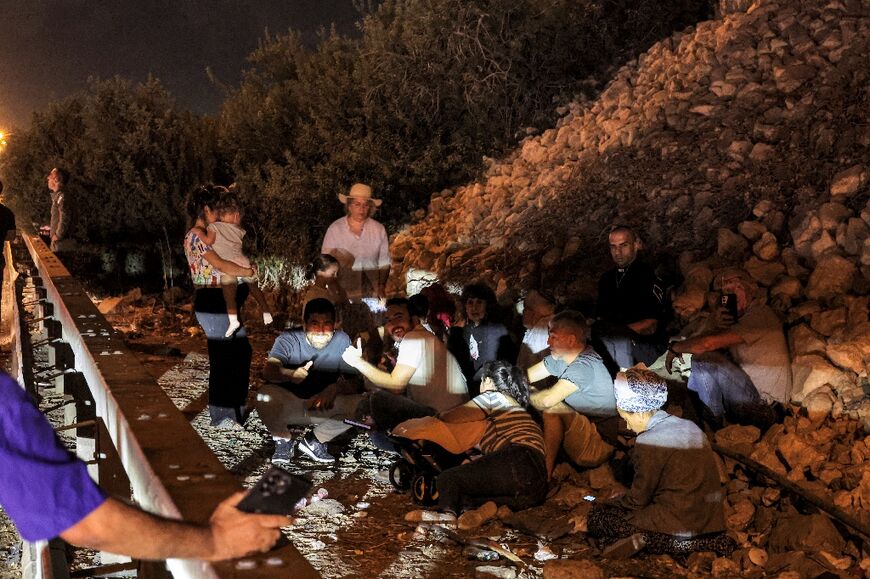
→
(337, 183, 382, 207)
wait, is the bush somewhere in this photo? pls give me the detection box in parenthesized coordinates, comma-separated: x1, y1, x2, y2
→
(221, 0, 714, 262)
(1, 77, 218, 245)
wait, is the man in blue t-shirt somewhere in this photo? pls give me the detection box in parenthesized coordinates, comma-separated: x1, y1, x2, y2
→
(527, 310, 616, 477)
(0, 372, 286, 560)
(260, 298, 362, 464)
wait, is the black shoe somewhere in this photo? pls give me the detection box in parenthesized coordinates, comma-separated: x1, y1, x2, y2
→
(271, 439, 295, 465)
(298, 433, 335, 463)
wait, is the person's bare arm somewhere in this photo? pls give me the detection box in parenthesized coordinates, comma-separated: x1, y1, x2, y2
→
(60, 493, 288, 561)
(262, 358, 312, 385)
(202, 250, 253, 278)
(439, 401, 486, 423)
(193, 226, 216, 246)
(530, 379, 580, 410)
(665, 331, 745, 373)
(671, 331, 744, 355)
(526, 361, 551, 385)
(342, 339, 415, 392)
(627, 318, 657, 336)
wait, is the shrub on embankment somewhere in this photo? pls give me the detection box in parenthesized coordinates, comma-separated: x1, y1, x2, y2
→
(0, 76, 218, 248)
(219, 0, 716, 265)
(392, 0, 870, 301)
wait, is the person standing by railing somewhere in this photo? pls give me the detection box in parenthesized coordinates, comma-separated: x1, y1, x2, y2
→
(184, 184, 256, 428)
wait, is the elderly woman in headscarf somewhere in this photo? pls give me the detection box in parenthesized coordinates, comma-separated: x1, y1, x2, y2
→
(321, 183, 390, 303)
(581, 368, 736, 557)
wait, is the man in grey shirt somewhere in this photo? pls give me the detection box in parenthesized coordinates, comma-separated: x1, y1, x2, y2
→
(527, 310, 616, 477)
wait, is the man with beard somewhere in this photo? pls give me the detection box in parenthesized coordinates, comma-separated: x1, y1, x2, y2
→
(260, 298, 362, 464)
(343, 297, 469, 433)
(594, 226, 667, 373)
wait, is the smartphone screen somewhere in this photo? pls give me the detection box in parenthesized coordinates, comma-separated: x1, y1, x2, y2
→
(722, 293, 738, 320)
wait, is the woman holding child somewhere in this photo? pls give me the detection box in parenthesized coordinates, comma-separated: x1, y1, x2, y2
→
(184, 185, 257, 428)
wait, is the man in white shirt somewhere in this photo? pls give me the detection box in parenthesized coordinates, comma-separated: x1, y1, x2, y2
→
(342, 297, 469, 431)
(516, 289, 556, 372)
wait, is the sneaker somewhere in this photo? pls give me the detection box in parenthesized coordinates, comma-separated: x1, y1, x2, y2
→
(212, 416, 243, 430)
(298, 433, 335, 463)
(271, 439, 296, 465)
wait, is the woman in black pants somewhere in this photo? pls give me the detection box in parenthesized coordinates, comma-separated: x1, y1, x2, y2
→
(184, 185, 255, 427)
(432, 361, 548, 519)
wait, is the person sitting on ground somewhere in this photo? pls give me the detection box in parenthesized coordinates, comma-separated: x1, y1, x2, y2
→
(343, 297, 469, 434)
(0, 371, 288, 562)
(406, 361, 548, 527)
(301, 254, 348, 309)
(581, 367, 736, 557)
(516, 288, 556, 373)
(192, 190, 272, 337)
(593, 225, 667, 374)
(665, 267, 790, 429)
(448, 282, 515, 398)
(527, 310, 616, 477)
(260, 298, 363, 464)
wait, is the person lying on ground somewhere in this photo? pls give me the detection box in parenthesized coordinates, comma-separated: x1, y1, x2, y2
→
(405, 360, 548, 528)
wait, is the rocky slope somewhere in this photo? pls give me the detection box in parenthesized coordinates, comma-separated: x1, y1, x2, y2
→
(390, 0, 869, 301)
(389, 0, 870, 411)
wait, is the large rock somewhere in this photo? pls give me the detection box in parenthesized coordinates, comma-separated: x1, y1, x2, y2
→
(809, 307, 846, 337)
(718, 228, 749, 259)
(789, 324, 826, 356)
(776, 432, 826, 474)
(826, 340, 868, 375)
(791, 354, 852, 401)
(806, 254, 856, 301)
(818, 202, 852, 231)
(738, 220, 767, 242)
(543, 560, 605, 579)
(802, 386, 836, 422)
(753, 232, 780, 261)
(744, 256, 785, 287)
(829, 165, 867, 197)
(768, 513, 846, 553)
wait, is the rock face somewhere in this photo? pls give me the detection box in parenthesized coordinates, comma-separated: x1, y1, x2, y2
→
(389, 0, 870, 303)
(386, 0, 870, 424)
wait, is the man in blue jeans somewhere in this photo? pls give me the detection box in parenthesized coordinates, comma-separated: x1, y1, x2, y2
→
(666, 268, 790, 428)
(0, 372, 287, 560)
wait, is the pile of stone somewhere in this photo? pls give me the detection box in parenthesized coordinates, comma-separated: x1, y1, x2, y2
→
(389, 0, 869, 302)
(673, 187, 869, 421)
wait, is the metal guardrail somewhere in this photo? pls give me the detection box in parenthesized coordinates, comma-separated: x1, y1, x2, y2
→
(6, 231, 319, 579)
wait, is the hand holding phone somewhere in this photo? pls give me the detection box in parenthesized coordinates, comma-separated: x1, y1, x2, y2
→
(721, 293, 738, 322)
(236, 467, 312, 515)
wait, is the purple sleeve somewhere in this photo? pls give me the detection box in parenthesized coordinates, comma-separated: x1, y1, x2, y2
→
(0, 374, 107, 541)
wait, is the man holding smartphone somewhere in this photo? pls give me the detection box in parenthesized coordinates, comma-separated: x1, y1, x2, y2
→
(665, 268, 791, 427)
(0, 372, 287, 561)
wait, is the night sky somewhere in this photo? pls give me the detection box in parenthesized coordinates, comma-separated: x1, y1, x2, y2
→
(0, 0, 360, 130)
